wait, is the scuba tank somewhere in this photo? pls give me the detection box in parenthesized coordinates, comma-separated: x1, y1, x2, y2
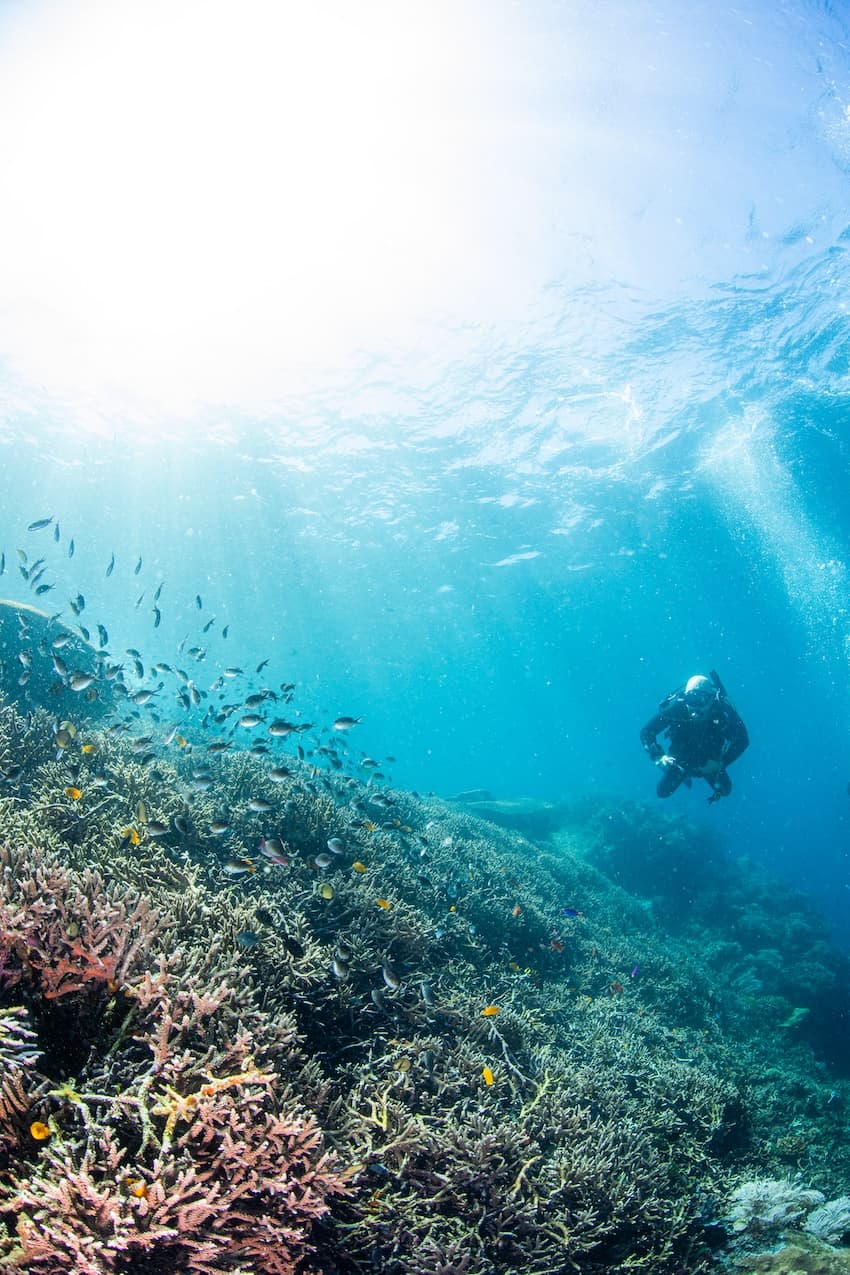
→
(709, 669, 739, 713)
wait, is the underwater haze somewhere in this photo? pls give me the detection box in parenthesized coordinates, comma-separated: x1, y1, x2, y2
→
(1, 0, 850, 947)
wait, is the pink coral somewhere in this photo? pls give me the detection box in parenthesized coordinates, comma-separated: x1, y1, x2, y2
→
(0, 844, 348, 1273)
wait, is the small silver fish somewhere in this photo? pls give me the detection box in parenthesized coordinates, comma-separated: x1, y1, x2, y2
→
(333, 716, 362, 731)
(381, 960, 400, 991)
(268, 720, 297, 737)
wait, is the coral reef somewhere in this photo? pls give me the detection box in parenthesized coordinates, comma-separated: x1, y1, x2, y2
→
(725, 1177, 825, 1236)
(806, 1198, 850, 1246)
(0, 839, 348, 1273)
(0, 694, 848, 1272)
(734, 1232, 850, 1274)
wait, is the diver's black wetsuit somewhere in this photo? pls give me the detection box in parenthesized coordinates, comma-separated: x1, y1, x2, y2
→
(640, 689, 749, 799)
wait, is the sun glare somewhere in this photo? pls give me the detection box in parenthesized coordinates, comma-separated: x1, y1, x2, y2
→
(0, 0, 543, 422)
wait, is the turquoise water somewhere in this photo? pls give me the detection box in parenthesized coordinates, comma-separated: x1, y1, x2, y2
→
(1, 0, 850, 943)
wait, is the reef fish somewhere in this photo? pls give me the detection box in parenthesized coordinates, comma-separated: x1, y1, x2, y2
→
(223, 857, 256, 877)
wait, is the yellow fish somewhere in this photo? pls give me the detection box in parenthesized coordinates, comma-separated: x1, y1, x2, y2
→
(352, 861, 368, 873)
(81, 743, 98, 755)
(64, 786, 83, 801)
(480, 1006, 501, 1017)
(482, 1066, 495, 1086)
(120, 827, 141, 846)
(175, 735, 188, 748)
(375, 898, 392, 910)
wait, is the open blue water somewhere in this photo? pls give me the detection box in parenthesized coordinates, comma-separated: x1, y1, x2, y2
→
(1, 0, 849, 940)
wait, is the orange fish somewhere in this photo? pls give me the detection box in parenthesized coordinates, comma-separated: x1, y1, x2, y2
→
(481, 1006, 501, 1017)
(511, 905, 522, 917)
(482, 1066, 495, 1086)
(375, 898, 392, 910)
(29, 1121, 50, 1141)
(609, 981, 624, 995)
(64, 786, 83, 800)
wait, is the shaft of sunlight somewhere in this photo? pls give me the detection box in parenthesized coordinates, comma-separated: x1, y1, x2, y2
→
(701, 410, 850, 681)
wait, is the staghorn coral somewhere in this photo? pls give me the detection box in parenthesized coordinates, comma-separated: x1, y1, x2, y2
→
(0, 842, 348, 1274)
(1, 694, 850, 1271)
(0, 1004, 40, 1070)
(11, 1076, 340, 1275)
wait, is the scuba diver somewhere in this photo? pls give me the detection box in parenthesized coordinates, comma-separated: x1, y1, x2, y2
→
(640, 671, 749, 803)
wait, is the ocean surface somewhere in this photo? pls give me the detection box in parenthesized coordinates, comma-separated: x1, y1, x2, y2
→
(0, 0, 849, 946)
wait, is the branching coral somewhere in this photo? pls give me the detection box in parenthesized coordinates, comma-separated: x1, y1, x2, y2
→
(0, 695, 848, 1274)
(0, 843, 349, 1273)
